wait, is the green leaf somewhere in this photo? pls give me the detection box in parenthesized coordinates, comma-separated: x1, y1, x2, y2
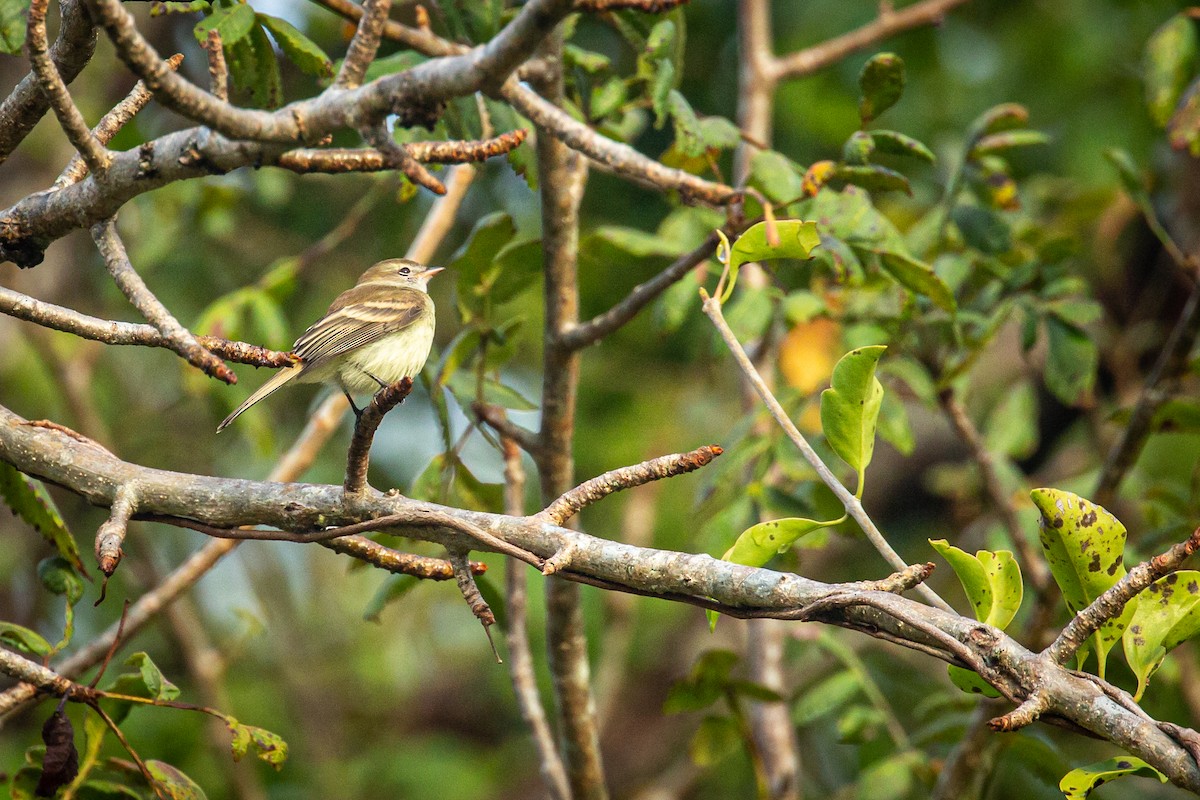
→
(1043, 316, 1097, 406)
(668, 90, 704, 158)
(970, 130, 1051, 157)
(649, 58, 676, 126)
(1145, 14, 1198, 127)
(842, 131, 875, 165)
(719, 220, 821, 302)
(820, 346, 886, 486)
(688, 715, 740, 767)
(876, 391, 915, 456)
(0, 462, 86, 575)
(125, 652, 180, 701)
(356, 50, 427, 83)
(664, 650, 739, 713)
(146, 761, 208, 800)
(37, 556, 83, 606)
(452, 212, 516, 285)
(983, 380, 1038, 459)
(1059, 756, 1167, 799)
(193, 3, 255, 46)
(1168, 75, 1200, 155)
(953, 205, 1012, 254)
(1030, 489, 1130, 677)
(722, 517, 832, 568)
(565, 43, 611, 74)
(857, 751, 923, 800)
(868, 130, 935, 163)
(247, 22, 282, 109)
(877, 251, 956, 313)
(151, 0, 211, 16)
(967, 103, 1030, 143)
(258, 14, 332, 77)
(749, 150, 803, 204)
(0, 621, 53, 657)
(1123, 570, 1200, 700)
(928, 540, 1023, 629)
(947, 665, 1002, 698)
(858, 52, 905, 124)
(0, 0, 30, 53)
(363, 574, 420, 622)
(834, 164, 911, 196)
(792, 670, 862, 726)
(445, 371, 536, 412)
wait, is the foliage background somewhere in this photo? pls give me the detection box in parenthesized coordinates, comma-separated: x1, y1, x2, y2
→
(1, 0, 1198, 798)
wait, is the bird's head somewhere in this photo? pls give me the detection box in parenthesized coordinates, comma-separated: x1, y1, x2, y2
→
(360, 258, 444, 291)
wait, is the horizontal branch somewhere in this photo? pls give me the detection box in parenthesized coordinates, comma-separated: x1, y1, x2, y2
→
(275, 129, 528, 173)
(0, 284, 296, 369)
(2, 404, 1200, 790)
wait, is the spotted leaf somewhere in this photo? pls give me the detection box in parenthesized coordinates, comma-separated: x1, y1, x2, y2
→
(1123, 570, 1200, 700)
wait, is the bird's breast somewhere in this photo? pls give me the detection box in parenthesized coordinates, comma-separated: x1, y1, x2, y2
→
(338, 315, 436, 394)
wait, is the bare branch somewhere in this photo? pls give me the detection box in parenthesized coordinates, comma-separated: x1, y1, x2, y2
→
(473, 402, 542, 456)
(988, 692, 1050, 732)
(560, 233, 717, 350)
(95, 483, 137, 577)
(335, 0, 392, 88)
(1045, 527, 1200, 667)
(700, 288, 954, 612)
(499, 436, 572, 798)
(91, 219, 237, 383)
(576, 0, 690, 10)
(0, 0, 96, 163)
(275, 129, 528, 173)
(542, 445, 723, 524)
(449, 549, 500, 660)
(772, 0, 971, 81)
(0, 284, 296, 368)
(360, 121, 447, 193)
(55, 54, 185, 189)
(202, 30, 228, 101)
(344, 378, 415, 494)
(322, 534, 487, 579)
(27, 0, 112, 176)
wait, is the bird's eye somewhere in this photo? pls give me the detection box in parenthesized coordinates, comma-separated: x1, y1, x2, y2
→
(399, 267, 411, 275)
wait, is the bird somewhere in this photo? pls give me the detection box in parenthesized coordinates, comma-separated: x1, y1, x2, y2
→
(217, 258, 443, 432)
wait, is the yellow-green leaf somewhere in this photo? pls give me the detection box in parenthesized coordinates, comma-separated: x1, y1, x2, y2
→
(718, 220, 821, 302)
(1059, 756, 1167, 799)
(1123, 570, 1200, 700)
(820, 346, 887, 486)
(0, 462, 87, 575)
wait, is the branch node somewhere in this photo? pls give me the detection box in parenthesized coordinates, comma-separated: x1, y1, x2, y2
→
(344, 377, 415, 494)
(449, 549, 501, 662)
(541, 542, 579, 576)
(988, 692, 1049, 732)
(95, 484, 138, 578)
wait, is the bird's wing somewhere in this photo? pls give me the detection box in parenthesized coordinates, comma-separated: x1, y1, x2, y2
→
(293, 287, 430, 368)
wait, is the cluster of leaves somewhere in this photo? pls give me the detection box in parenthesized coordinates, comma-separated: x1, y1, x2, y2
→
(1143, 9, 1200, 155)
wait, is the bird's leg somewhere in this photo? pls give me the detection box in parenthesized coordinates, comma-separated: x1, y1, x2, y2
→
(366, 371, 390, 390)
(343, 389, 363, 422)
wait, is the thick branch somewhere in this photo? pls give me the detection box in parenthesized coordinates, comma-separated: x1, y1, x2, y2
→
(2, 405, 1200, 791)
(772, 0, 971, 81)
(275, 129, 528, 173)
(542, 445, 722, 524)
(0, 0, 97, 163)
(335, 0, 391, 89)
(91, 219, 236, 383)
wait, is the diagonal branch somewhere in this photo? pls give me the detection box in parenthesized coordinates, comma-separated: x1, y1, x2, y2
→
(542, 445, 723, 524)
(560, 233, 718, 350)
(55, 54, 185, 189)
(700, 288, 953, 612)
(344, 378, 415, 494)
(771, 0, 972, 81)
(91, 219, 237, 383)
(1044, 527, 1200, 667)
(26, 0, 112, 177)
(0, 0, 96, 163)
(335, 0, 391, 88)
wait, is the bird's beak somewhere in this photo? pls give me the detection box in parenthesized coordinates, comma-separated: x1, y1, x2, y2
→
(425, 267, 445, 278)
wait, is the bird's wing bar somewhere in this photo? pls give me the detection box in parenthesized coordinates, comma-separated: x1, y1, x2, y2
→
(294, 294, 428, 367)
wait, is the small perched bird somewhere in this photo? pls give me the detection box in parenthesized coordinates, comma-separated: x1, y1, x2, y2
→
(217, 258, 443, 432)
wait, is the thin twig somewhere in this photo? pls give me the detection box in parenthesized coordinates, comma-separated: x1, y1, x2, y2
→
(91, 219, 237, 383)
(542, 445, 722, 524)
(360, 121, 447, 193)
(275, 129, 528, 173)
(700, 289, 953, 612)
(54, 54, 184, 189)
(771, 0, 971, 81)
(575, 0, 689, 10)
(322, 534, 486, 579)
(26, 0, 111, 177)
(202, 30, 227, 101)
(335, 0, 392, 88)
(1045, 527, 1200, 666)
(345, 377, 414, 493)
(95, 483, 138, 577)
(448, 549, 500, 660)
(473, 403, 541, 456)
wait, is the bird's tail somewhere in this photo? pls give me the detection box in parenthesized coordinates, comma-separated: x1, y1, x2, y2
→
(217, 365, 303, 432)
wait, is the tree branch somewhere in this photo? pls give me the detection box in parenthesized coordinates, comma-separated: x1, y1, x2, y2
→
(0, 0, 96, 163)
(91, 218, 237, 383)
(335, 0, 391, 89)
(0, 284, 297, 368)
(700, 288, 954, 612)
(1045, 527, 1200, 667)
(344, 378, 414, 494)
(542, 445, 722, 524)
(771, 0, 971, 81)
(275, 129, 528, 173)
